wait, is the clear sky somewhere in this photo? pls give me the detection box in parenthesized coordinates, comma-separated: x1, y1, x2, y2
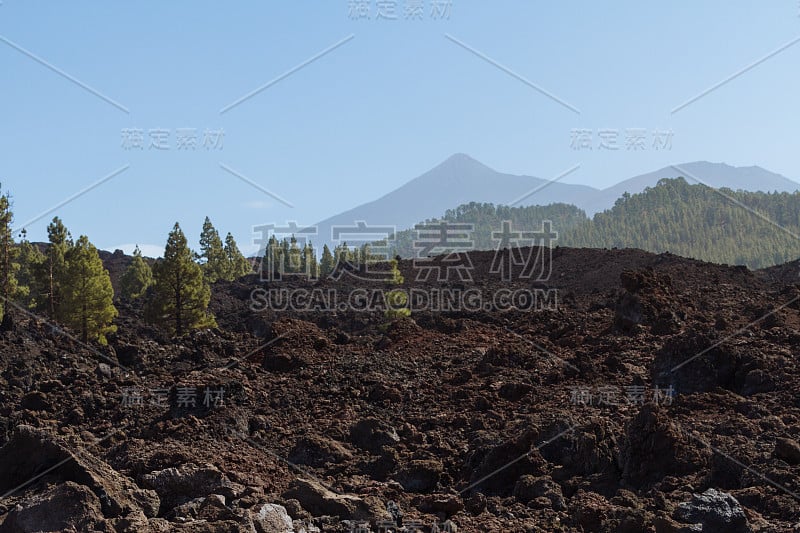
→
(1, 1, 799, 257)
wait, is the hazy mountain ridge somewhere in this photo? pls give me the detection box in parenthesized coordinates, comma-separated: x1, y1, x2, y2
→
(385, 178, 800, 269)
(312, 154, 800, 250)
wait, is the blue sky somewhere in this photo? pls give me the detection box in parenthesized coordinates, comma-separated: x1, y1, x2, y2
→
(1, 1, 799, 257)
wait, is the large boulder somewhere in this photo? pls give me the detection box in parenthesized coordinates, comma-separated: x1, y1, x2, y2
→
(250, 503, 294, 533)
(674, 488, 752, 532)
(288, 435, 353, 468)
(465, 428, 547, 495)
(141, 463, 243, 513)
(774, 437, 800, 465)
(349, 418, 400, 454)
(513, 475, 566, 510)
(0, 425, 159, 519)
(282, 478, 382, 521)
(394, 459, 443, 493)
(652, 329, 740, 394)
(0, 481, 104, 532)
(619, 405, 710, 487)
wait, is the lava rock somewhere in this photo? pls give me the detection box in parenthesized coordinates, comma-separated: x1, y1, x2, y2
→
(288, 435, 353, 468)
(141, 462, 240, 513)
(0, 481, 104, 532)
(395, 459, 443, 493)
(282, 478, 381, 520)
(251, 503, 294, 533)
(619, 405, 710, 487)
(674, 488, 752, 532)
(0, 425, 159, 519)
(513, 475, 566, 510)
(349, 418, 400, 454)
(774, 437, 800, 464)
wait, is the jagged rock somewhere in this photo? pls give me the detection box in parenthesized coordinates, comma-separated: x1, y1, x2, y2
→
(288, 435, 353, 468)
(20, 391, 51, 411)
(674, 488, 752, 532)
(96, 362, 114, 379)
(172, 497, 205, 520)
(498, 382, 533, 402)
(251, 503, 294, 533)
(349, 418, 400, 454)
(741, 369, 775, 395)
(466, 429, 547, 495)
(395, 459, 443, 492)
(196, 494, 241, 523)
(0, 425, 159, 519)
(615, 269, 678, 334)
(652, 329, 741, 394)
(464, 492, 486, 515)
(774, 437, 800, 464)
(0, 481, 104, 532)
(414, 494, 464, 516)
(141, 463, 242, 513)
(614, 292, 643, 331)
(538, 419, 618, 478)
(569, 490, 614, 531)
(513, 475, 566, 510)
(282, 478, 381, 520)
(619, 405, 710, 487)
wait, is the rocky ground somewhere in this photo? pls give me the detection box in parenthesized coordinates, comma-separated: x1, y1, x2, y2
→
(0, 246, 799, 532)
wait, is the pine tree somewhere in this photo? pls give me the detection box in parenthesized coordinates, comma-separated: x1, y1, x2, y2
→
(223, 232, 251, 280)
(385, 258, 409, 319)
(288, 235, 301, 273)
(281, 238, 291, 273)
(148, 222, 215, 336)
(303, 242, 318, 279)
(120, 246, 153, 300)
(0, 188, 18, 325)
(61, 235, 118, 344)
(44, 217, 71, 319)
(319, 244, 335, 279)
(198, 216, 227, 283)
(15, 230, 46, 310)
(260, 235, 281, 279)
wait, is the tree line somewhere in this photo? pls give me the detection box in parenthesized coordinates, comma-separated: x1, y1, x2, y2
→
(257, 235, 393, 281)
(386, 179, 800, 269)
(561, 178, 800, 268)
(0, 185, 252, 342)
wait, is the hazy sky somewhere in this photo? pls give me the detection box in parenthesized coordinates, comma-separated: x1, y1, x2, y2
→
(1, 1, 799, 256)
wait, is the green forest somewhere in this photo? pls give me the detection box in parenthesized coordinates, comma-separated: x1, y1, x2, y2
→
(390, 177, 800, 269)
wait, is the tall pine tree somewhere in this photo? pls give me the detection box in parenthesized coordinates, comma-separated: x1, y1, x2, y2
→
(223, 232, 251, 280)
(45, 217, 71, 319)
(303, 242, 318, 279)
(120, 245, 153, 300)
(198, 216, 227, 283)
(15, 230, 46, 310)
(148, 223, 214, 336)
(319, 244, 335, 279)
(61, 235, 118, 344)
(0, 188, 18, 327)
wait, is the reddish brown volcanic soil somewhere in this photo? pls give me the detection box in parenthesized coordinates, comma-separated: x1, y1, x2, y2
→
(0, 247, 799, 532)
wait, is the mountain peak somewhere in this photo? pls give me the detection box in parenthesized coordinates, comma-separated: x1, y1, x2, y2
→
(437, 153, 493, 171)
